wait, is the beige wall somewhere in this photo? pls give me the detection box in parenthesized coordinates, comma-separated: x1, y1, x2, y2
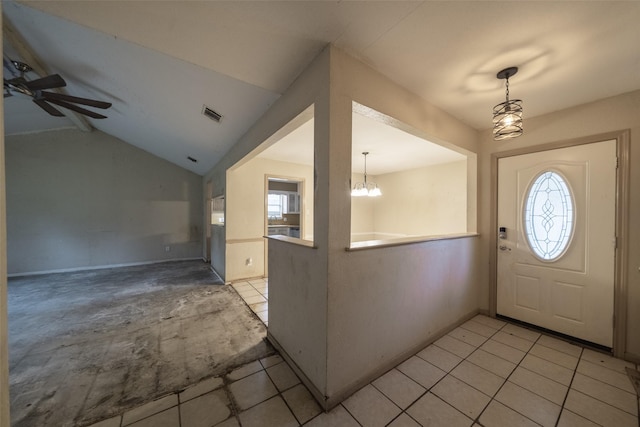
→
(227, 157, 313, 241)
(5, 129, 203, 274)
(477, 90, 640, 361)
(324, 47, 480, 405)
(204, 44, 639, 410)
(205, 45, 480, 407)
(204, 46, 330, 393)
(351, 161, 468, 240)
(351, 160, 469, 242)
(225, 157, 313, 281)
(329, 237, 480, 397)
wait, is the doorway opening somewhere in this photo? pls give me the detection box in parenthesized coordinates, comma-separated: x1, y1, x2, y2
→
(266, 177, 303, 239)
(224, 105, 314, 282)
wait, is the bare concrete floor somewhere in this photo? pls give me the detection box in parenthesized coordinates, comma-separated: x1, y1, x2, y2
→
(8, 260, 273, 427)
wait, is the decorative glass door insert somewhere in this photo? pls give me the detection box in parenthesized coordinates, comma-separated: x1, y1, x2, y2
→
(523, 171, 574, 261)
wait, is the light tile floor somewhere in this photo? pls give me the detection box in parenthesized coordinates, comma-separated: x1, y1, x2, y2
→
(232, 278, 269, 326)
(89, 280, 640, 427)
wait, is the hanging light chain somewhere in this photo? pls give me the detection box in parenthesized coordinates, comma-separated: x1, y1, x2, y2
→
(363, 152, 368, 185)
(505, 76, 510, 102)
(492, 66, 523, 140)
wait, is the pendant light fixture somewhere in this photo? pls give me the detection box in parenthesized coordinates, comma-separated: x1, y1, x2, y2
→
(493, 66, 523, 140)
(351, 152, 382, 197)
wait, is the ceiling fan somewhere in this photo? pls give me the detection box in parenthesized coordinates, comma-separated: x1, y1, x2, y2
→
(3, 59, 112, 119)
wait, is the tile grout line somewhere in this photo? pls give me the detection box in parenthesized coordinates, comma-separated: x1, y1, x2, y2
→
(476, 324, 606, 426)
(233, 321, 633, 427)
(96, 314, 638, 427)
(339, 402, 365, 427)
(409, 320, 504, 425)
(471, 320, 559, 426)
(343, 318, 505, 427)
(568, 360, 640, 419)
(226, 357, 319, 426)
(572, 350, 640, 408)
(385, 318, 507, 425)
(472, 320, 515, 425)
(452, 321, 506, 401)
(177, 396, 182, 427)
(554, 346, 584, 427)
(382, 409, 411, 427)
(222, 371, 244, 427)
(519, 333, 575, 418)
(578, 357, 640, 395)
(367, 369, 422, 426)
(371, 367, 426, 416)
(230, 284, 268, 326)
(115, 315, 623, 426)
(261, 361, 302, 426)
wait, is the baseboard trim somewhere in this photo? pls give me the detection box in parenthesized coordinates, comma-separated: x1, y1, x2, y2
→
(207, 265, 225, 284)
(8, 257, 203, 277)
(624, 352, 640, 365)
(267, 332, 328, 410)
(323, 309, 481, 411)
(268, 309, 481, 411)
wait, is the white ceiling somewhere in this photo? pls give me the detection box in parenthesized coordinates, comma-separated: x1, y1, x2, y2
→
(256, 113, 466, 175)
(3, 1, 639, 175)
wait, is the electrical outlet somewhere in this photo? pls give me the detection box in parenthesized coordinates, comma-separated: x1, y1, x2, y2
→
(246, 258, 252, 266)
(165, 246, 170, 252)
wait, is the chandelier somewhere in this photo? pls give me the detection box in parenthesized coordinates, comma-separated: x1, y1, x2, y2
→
(493, 66, 523, 140)
(351, 152, 381, 197)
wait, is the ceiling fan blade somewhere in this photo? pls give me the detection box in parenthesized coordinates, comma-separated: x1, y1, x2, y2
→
(3, 80, 13, 97)
(45, 98, 108, 119)
(3, 57, 20, 78)
(33, 99, 65, 117)
(24, 74, 67, 91)
(41, 91, 112, 109)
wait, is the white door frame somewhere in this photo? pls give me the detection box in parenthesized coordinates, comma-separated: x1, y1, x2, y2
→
(489, 130, 630, 358)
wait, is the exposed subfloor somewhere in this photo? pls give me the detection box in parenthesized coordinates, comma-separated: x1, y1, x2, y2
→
(87, 313, 640, 427)
(9, 268, 640, 427)
(8, 261, 273, 427)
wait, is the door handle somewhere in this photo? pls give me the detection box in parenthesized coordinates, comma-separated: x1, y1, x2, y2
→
(499, 245, 511, 252)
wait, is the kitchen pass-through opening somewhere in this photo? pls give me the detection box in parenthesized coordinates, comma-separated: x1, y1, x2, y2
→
(266, 177, 303, 239)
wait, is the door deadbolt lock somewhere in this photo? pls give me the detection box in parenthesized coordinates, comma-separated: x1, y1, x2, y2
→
(499, 226, 507, 240)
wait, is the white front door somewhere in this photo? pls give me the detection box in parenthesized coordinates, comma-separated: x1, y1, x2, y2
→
(496, 140, 616, 347)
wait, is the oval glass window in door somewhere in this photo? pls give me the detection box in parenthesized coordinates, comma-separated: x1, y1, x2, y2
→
(524, 171, 574, 260)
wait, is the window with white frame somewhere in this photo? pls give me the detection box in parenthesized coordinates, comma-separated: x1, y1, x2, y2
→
(267, 193, 288, 218)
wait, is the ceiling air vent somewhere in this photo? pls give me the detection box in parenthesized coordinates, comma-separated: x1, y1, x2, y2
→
(202, 105, 223, 123)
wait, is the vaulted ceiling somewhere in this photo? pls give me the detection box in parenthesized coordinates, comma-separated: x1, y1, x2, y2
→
(3, 1, 639, 175)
